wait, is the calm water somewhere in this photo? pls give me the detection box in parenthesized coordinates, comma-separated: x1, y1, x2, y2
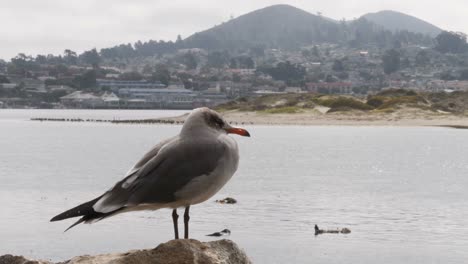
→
(1, 110, 467, 264)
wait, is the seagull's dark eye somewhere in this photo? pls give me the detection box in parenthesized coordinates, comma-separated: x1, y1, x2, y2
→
(210, 115, 225, 128)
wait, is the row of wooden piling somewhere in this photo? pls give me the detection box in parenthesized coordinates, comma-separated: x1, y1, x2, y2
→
(30, 117, 255, 126)
(30, 117, 184, 124)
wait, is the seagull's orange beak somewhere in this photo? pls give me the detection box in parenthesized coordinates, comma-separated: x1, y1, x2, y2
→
(226, 127, 250, 137)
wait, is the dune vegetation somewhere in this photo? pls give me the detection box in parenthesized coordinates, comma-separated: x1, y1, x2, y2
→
(215, 89, 468, 115)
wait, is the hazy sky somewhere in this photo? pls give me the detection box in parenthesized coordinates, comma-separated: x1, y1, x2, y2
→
(1, 0, 467, 60)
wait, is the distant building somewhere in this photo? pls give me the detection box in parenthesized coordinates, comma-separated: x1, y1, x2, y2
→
(60, 91, 103, 108)
(1, 83, 17, 89)
(118, 88, 197, 109)
(22, 78, 46, 92)
(38, 76, 56, 82)
(97, 79, 166, 91)
(252, 90, 286, 96)
(101, 92, 120, 108)
(227, 68, 256, 75)
(284, 87, 305, 93)
(194, 86, 229, 108)
(306, 82, 353, 94)
(105, 73, 120, 79)
(166, 83, 185, 89)
(426, 80, 468, 92)
(47, 85, 74, 93)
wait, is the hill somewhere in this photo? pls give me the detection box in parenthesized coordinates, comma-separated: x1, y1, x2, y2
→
(184, 5, 434, 51)
(184, 4, 340, 50)
(362, 10, 442, 37)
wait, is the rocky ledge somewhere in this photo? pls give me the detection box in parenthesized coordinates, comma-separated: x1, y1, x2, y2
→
(0, 239, 251, 264)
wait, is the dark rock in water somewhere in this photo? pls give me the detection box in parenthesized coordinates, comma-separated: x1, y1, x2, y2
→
(215, 197, 237, 204)
(0, 239, 251, 264)
(207, 229, 231, 237)
(315, 224, 351, 235)
(340, 228, 351, 234)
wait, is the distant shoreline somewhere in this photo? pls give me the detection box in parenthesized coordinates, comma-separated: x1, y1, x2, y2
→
(28, 110, 468, 128)
(216, 110, 468, 127)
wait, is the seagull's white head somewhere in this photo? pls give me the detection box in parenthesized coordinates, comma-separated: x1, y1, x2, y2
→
(181, 107, 250, 137)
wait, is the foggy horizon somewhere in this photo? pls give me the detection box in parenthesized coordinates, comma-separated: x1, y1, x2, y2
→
(1, 0, 467, 60)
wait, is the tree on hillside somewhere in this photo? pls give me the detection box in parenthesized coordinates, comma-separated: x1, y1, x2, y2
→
(439, 71, 456, 80)
(0, 75, 10, 83)
(312, 46, 320, 57)
(258, 61, 306, 85)
(101, 44, 135, 59)
(182, 52, 198, 70)
(74, 70, 97, 90)
(9, 53, 38, 76)
(206, 51, 230, 68)
(142, 64, 153, 75)
(415, 50, 430, 66)
(249, 45, 265, 57)
(176, 35, 183, 45)
(435, 31, 468, 54)
(229, 56, 255, 69)
(81, 49, 101, 68)
(382, 49, 400, 74)
(49, 64, 69, 77)
(35, 55, 48, 64)
(64, 49, 78, 65)
(459, 69, 468, 80)
(120, 71, 144, 81)
(332, 59, 345, 72)
(151, 64, 171, 86)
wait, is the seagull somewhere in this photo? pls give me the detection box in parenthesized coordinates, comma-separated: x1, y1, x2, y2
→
(50, 107, 250, 239)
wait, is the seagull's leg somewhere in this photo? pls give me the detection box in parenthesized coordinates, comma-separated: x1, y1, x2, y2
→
(184, 206, 190, 239)
(172, 209, 179, 239)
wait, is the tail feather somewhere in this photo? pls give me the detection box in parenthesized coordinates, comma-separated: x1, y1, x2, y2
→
(50, 196, 103, 222)
(62, 209, 123, 232)
(64, 217, 87, 232)
(51, 195, 125, 232)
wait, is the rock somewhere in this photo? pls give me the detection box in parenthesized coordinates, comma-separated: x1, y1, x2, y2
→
(0, 239, 251, 264)
(215, 197, 237, 204)
(315, 224, 351, 235)
(207, 229, 231, 237)
(340, 228, 351, 234)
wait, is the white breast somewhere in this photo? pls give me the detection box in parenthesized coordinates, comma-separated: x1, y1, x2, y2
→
(174, 134, 239, 206)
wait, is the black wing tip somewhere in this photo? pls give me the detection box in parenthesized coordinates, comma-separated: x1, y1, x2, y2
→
(50, 211, 75, 222)
(49, 195, 103, 222)
(50, 215, 62, 222)
(63, 217, 86, 232)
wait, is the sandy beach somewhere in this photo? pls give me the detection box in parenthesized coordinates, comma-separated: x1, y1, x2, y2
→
(159, 109, 468, 127)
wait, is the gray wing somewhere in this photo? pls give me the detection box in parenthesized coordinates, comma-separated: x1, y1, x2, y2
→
(93, 137, 227, 213)
(124, 136, 176, 177)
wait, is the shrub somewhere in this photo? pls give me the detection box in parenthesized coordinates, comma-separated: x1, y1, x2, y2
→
(318, 97, 374, 111)
(366, 96, 385, 108)
(263, 106, 302, 114)
(377, 96, 426, 109)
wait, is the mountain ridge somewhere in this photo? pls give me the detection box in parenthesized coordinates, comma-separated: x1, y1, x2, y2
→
(361, 10, 442, 37)
(183, 4, 437, 51)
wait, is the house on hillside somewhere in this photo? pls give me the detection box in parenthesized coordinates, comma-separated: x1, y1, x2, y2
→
(284, 87, 305, 93)
(97, 79, 166, 91)
(118, 88, 196, 109)
(101, 92, 120, 108)
(306, 82, 353, 94)
(227, 68, 256, 76)
(60, 91, 104, 108)
(47, 85, 74, 93)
